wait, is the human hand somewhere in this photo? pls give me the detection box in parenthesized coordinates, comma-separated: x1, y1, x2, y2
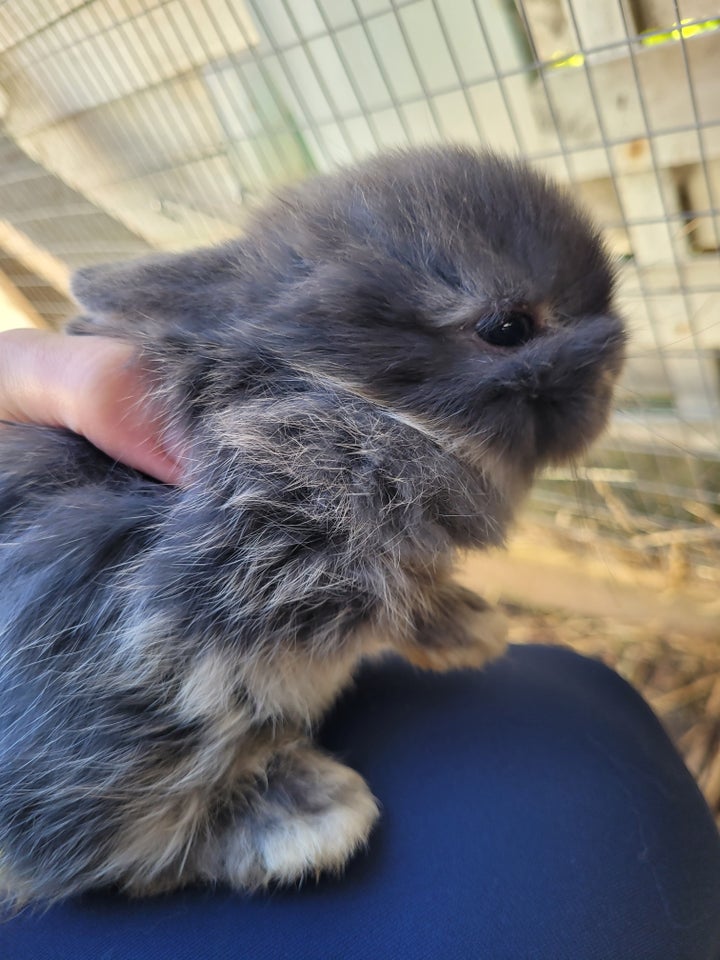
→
(0, 328, 182, 484)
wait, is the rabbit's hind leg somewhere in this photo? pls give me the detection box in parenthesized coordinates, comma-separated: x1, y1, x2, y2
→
(195, 740, 379, 891)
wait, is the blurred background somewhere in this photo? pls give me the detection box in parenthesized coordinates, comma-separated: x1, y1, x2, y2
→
(0, 0, 718, 816)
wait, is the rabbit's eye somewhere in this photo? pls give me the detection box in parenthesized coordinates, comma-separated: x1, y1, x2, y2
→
(477, 310, 534, 348)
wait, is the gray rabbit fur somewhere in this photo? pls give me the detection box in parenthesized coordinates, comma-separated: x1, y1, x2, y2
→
(0, 147, 625, 905)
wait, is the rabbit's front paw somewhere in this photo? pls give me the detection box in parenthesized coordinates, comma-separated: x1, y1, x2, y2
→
(200, 743, 379, 889)
(399, 587, 508, 672)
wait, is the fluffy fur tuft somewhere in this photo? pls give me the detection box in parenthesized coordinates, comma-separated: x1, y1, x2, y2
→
(0, 147, 625, 905)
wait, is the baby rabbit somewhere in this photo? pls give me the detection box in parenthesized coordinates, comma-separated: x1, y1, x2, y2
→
(0, 147, 625, 904)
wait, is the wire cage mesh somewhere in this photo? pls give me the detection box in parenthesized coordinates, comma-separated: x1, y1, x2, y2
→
(0, 0, 719, 583)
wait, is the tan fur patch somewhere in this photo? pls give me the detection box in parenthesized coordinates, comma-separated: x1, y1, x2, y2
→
(246, 646, 361, 725)
(176, 652, 233, 722)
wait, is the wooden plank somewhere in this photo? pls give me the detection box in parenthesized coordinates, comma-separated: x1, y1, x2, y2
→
(0, 266, 48, 329)
(0, 220, 70, 294)
(534, 31, 720, 178)
(456, 532, 719, 638)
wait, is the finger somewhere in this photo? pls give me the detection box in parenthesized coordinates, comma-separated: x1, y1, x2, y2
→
(58, 336, 186, 484)
(0, 328, 69, 426)
(0, 329, 184, 484)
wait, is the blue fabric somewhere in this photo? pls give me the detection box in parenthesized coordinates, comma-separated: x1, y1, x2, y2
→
(3, 645, 719, 959)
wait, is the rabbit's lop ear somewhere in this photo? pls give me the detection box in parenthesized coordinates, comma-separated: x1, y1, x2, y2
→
(68, 244, 242, 337)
